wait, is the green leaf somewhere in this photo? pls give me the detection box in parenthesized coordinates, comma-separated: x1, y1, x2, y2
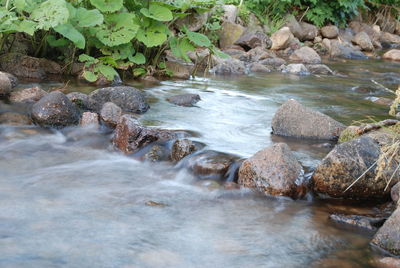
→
(98, 56, 118, 67)
(75, 8, 103, 28)
(83, 70, 98, 82)
(46, 35, 69, 47)
(211, 47, 230, 59)
(133, 67, 147, 77)
(78, 54, 97, 64)
(54, 23, 85, 49)
(96, 13, 139, 47)
(13, 0, 26, 11)
(89, 0, 123, 13)
(129, 52, 146, 65)
(140, 3, 173, 22)
(136, 22, 169, 47)
(30, 0, 69, 30)
(17, 20, 36, 35)
(169, 37, 195, 62)
(96, 64, 118, 81)
(186, 30, 211, 47)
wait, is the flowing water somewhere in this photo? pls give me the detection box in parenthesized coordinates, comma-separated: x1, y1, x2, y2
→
(0, 58, 400, 267)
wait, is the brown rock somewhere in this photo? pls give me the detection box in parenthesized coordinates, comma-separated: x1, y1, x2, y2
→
(210, 58, 246, 75)
(329, 214, 385, 231)
(372, 207, 400, 255)
(171, 139, 196, 161)
(80, 112, 99, 127)
(383, 49, 400, 61)
(298, 22, 319, 41)
(321, 26, 339, 39)
(270, 27, 294, 50)
(249, 63, 272, 73)
(289, 46, 321, 64)
(9, 87, 47, 103)
(234, 30, 272, 50)
(380, 32, 400, 46)
(165, 60, 192, 79)
(219, 21, 244, 49)
(353, 32, 374, 51)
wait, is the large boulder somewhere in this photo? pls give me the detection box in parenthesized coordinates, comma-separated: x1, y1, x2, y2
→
(272, 99, 345, 140)
(210, 58, 246, 75)
(219, 21, 244, 49)
(329, 40, 368, 59)
(349, 21, 379, 42)
(289, 46, 321, 64)
(9, 86, 47, 103)
(88, 86, 149, 114)
(234, 30, 272, 50)
(31, 91, 80, 128)
(0, 72, 12, 95)
(372, 207, 400, 255)
(312, 136, 399, 199)
(270, 27, 294, 50)
(238, 143, 305, 198)
(321, 26, 339, 39)
(353, 32, 374, 51)
(383, 49, 400, 61)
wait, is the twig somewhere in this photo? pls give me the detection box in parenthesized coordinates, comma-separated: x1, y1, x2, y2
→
(385, 162, 400, 191)
(371, 79, 396, 95)
(344, 160, 378, 193)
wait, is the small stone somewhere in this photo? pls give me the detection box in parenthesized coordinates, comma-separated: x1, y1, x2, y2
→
(0, 72, 12, 95)
(100, 102, 122, 128)
(171, 139, 196, 161)
(167, 94, 201, 107)
(10, 87, 47, 103)
(80, 112, 99, 127)
(289, 46, 321, 64)
(283, 64, 309, 75)
(383, 49, 400, 61)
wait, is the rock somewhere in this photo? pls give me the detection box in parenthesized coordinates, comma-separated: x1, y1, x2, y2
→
(329, 214, 385, 231)
(143, 144, 170, 162)
(221, 5, 237, 23)
(31, 91, 80, 128)
(322, 38, 331, 50)
(298, 22, 319, 41)
(100, 102, 122, 128)
(0, 53, 61, 80)
(282, 64, 309, 75)
(113, 115, 177, 154)
(238, 143, 305, 198)
(272, 99, 345, 140)
(383, 49, 400, 61)
(219, 21, 245, 49)
(210, 58, 246, 75)
(330, 40, 368, 59)
(270, 27, 294, 50)
(312, 258, 362, 268)
(289, 47, 321, 64)
(392, 182, 400, 204)
(0, 72, 12, 95)
(175, 12, 208, 32)
(245, 46, 276, 62)
(234, 30, 272, 50)
(9, 86, 47, 103)
(307, 64, 334, 75)
(66, 92, 89, 109)
(167, 94, 201, 107)
(259, 57, 287, 68)
(249, 63, 272, 73)
(88, 86, 149, 114)
(321, 25, 339, 39)
(370, 97, 393, 106)
(312, 136, 399, 199)
(374, 257, 400, 268)
(80, 112, 99, 127)
(353, 32, 374, 51)
(349, 21, 379, 42)
(380, 32, 400, 47)
(0, 112, 31, 125)
(171, 139, 196, 161)
(165, 60, 192, 79)
(187, 150, 237, 180)
(2, 72, 18, 88)
(372, 207, 400, 255)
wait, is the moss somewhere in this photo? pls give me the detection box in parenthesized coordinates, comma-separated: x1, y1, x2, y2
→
(338, 128, 359, 143)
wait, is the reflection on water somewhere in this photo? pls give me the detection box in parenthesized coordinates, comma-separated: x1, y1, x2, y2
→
(1, 58, 399, 267)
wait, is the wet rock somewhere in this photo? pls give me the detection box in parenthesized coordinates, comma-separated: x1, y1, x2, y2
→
(187, 150, 237, 180)
(0, 53, 61, 80)
(380, 32, 400, 47)
(219, 21, 244, 49)
(9, 86, 47, 103)
(80, 112, 99, 127)
(307, 64, 334, 75)
(353, 32, 374, 51)
(66, 92, 89, 109)
(392, 182, 400, 204)
(312, 258, 362, 268)
(271, 27, 294, 50)
(0, 112, 31, 125)
(259, 57, 287, 68)
(171, 139, 196, 161)
(0, 72, 12, 95)
(167, 94, 201, 107)
(374, 257, 400, 268)
(238, 143, 305, 198)
(31, 91, 80, 128)
(165, 60, 192, 79)
(329, 214, 385, 231)
(383, 49, 400, 61)
(88, 86, 149, 114)
(221, 5, 237, 22)
(249, 63, 272, 73)
(113, 115, 177, 154)
(321, 25, 339, 39)
(175, 11, 208, 32)
(246, 47, 276, 62)
(210, 58, 246, 75)
(234, 30, 272, 50)
(282, 64, 309, 75)
(144, 144, 170, 162)
(330, 40, 368, 59)
(100, 102, 122, 128)
(372, 207, 400, 256)
(289, 47, 321, 64)
(272, 99, 345, 140)
(312, 136, 399, 199)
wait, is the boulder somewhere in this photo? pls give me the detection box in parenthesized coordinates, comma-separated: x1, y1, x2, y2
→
(113, 115, 177, 154)
(9, 87, 47, 103)
(31, 91, 80, 128)
(282, 64, 309, 75)
(353, 32, 374, 51)
(312, 136, 399, 199)
(330, 40, 368, 59)
(234, 30, 272, 50)
(392, 182, 400, 204)
(0, 112, 31, 125)
(298, 22, 319, 41)
(380, 32, 400, 47)
(80, 112, 99, 127)
(219, 21, 244, 49)
(289, 46, 321, 64)
(383, 49, 400, 61)
(321, 26, 339, 39)
(88, 86, 149, 114)
(372, 207, 400, 255)
(171, 139, 196, 161)
(307, 64, 334, 75)
(221, 5, 237, 23)
(66, 92, 89, 109)
(272, 99, 345, 140)
(100, 102, 122, 128)
(238, 143, 305, 198)
(246, 47, 277, 62)
(0, 72, 12, 95)
(259, 57, 286, 68)
(349, 21, 379, 42)
(249, 63, 272, 73)
(270, 27, 294, 50)
(167, 94, 201, 107)
(210, 58, 246, 75)
(165, 60, 192, 79)
(0, 53, 61, 80)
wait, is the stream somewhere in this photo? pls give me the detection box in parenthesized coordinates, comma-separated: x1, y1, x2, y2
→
(0, 58, 400, 267)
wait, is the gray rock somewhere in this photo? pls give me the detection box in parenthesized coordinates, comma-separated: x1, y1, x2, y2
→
(289, 46, 321, 64)
(238, 143, 305, 198)
(31, 91, 80, 128)
(330, 40, 368, 59)
(249, 63, 272, 73)
(10, 87, 47, 103)
(221, 5, 237, 23)
(298, 22, 319, 41)
(259, 57, 287, 68)
(321, 25, 339, 39)
(307, 64, 334, 75)
(380, 32, 400, 47)
(234, 30, 272, 49)
(219, 21, 244, 49)
(372, 207, 400, 255)
(100, 102, 122, 128)
(0, 72, 12, 95)
(167, 94, 201, 107)
(175, 11, 208, 32)
(66, 92, 89, 109)
(171, 139, 196, 161)
(329, 214, 385, 231)
(271, 27, 294, 50)
(272, 99, 345, 140)
(80, 112, 99, 127)
(88, 86, 149, 114)
(165, 60, 193, 79)
(392, 182, 400, 204)
(353, 32, 374, 51)
(282, 64, 309, 75)
(210, 58, 246, 75)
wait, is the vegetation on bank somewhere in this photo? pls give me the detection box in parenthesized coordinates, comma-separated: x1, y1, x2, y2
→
(0, 0, 399, 82)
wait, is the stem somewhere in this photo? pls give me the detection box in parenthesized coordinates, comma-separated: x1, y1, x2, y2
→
(34, 32, 49, 58)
